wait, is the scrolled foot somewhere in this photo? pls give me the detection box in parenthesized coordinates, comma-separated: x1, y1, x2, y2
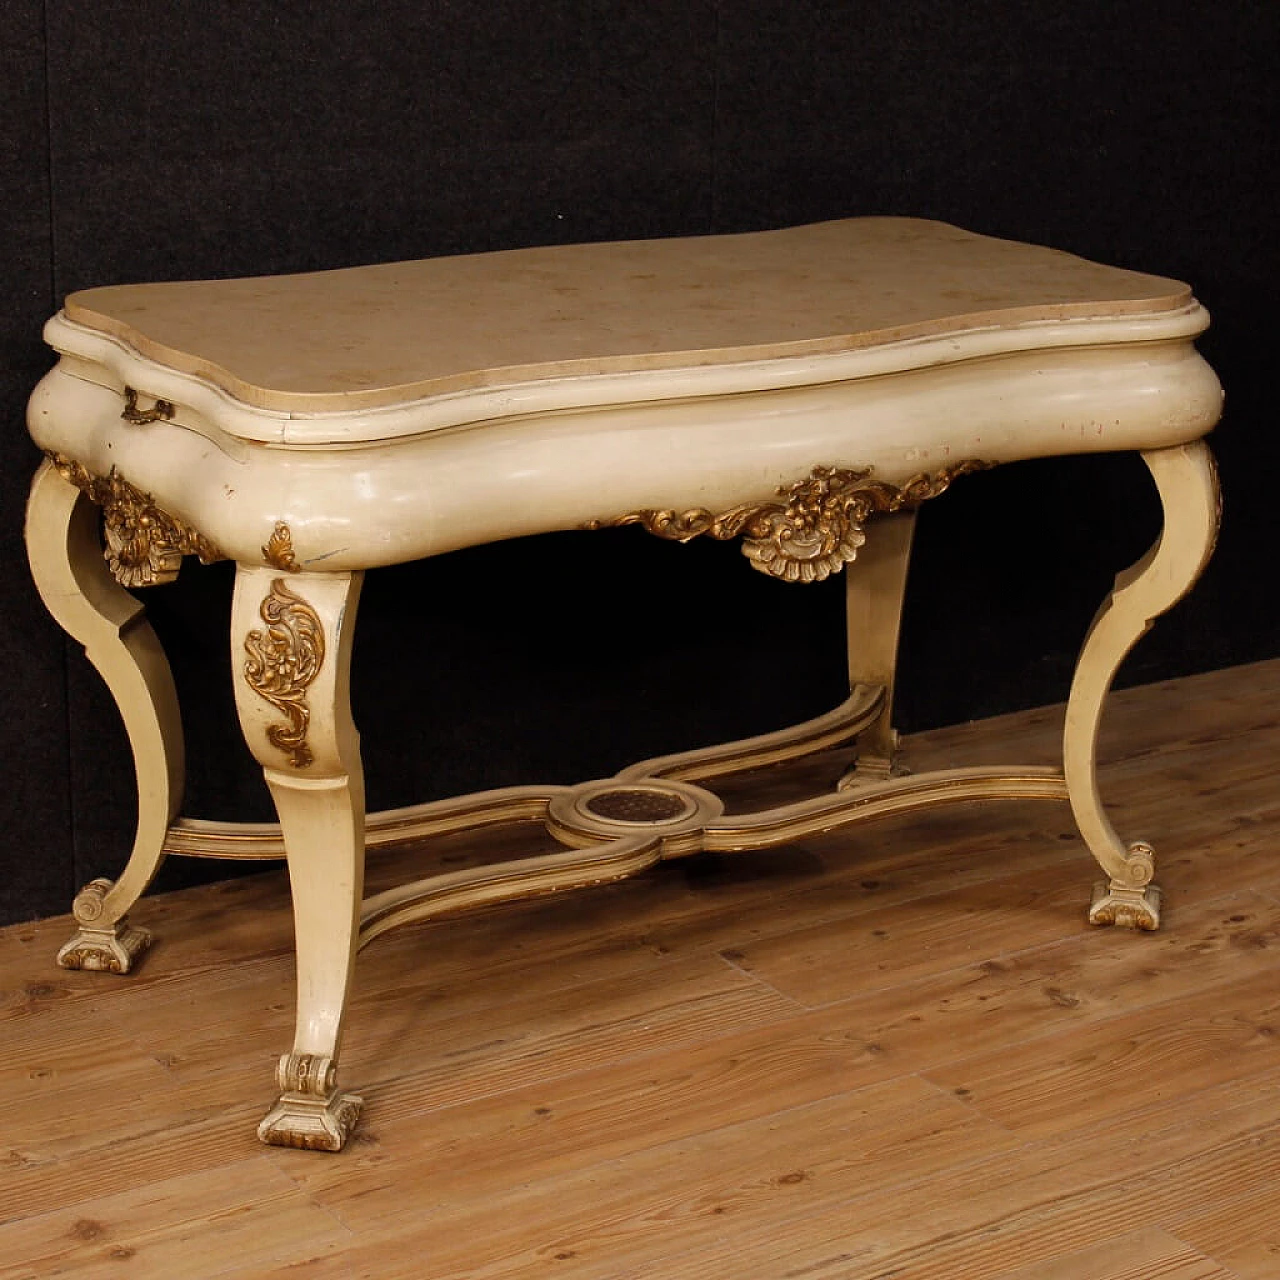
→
(1088, 841, 1162, 930)
(56, 879, 152, 973)
(258, 1053, 363, 1153)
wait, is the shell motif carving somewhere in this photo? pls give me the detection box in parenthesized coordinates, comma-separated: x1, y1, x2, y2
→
(243, 579, 325, 769)
(587, 461, 990, 583)
(46, 451, 224, 587)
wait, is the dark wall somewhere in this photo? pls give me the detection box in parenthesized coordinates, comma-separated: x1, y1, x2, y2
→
(3, 1, 1275, 925)
(2, 0, 74, 923)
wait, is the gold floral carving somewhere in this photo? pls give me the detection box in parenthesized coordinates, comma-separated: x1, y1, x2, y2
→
(243, 579, 325, 769)
(46, 451, 224, 587)
(586, 461, 990, 583)
(263, 522, 301, 572)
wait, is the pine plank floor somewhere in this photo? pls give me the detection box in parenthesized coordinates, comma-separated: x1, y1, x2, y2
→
(1, 659, 1277, 1279)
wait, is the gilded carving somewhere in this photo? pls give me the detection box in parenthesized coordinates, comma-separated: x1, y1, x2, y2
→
(263, 522, 302, 572)
(46, 451, 224, 587)
(586, 461, 990, 583)
(243, 578, 326, 768)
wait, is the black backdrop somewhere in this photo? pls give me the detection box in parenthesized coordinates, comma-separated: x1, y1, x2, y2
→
(2, 1, 1275, 925)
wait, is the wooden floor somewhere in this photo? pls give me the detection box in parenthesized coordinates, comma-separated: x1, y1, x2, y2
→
(2, 659, 1279, 1279)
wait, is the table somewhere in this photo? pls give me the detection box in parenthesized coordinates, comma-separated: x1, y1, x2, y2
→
(24, 218, 1222, 1151)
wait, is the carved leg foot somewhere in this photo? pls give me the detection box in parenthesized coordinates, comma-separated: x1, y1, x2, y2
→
(1063, 442, 1220, 928)
(232, 566, 367, 1152)
(26, 461, 186, 969)
(56, 879, 153, 972)
(1090, 884, 1163, 931)
(1088, 840, 1161, 930)
(839, 510, 916, 788)
(258, 1053, 363, 1152)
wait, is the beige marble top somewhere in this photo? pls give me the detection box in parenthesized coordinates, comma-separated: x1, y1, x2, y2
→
(64, 218, 1191, 413)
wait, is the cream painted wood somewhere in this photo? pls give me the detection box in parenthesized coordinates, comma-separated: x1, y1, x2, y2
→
(160, 684, 888, 864)
(840, 509, 917, 782)
(29, 337, 1221, 572)
(1063, 441, 1221, 929)
(23, 218, 1225, 1153)
(24, 460, 184, 973)
(229, 566, 366, 1151)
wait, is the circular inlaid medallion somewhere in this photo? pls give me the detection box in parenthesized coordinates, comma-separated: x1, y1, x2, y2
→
(583, 787, 692, 824)
(547, 777, 723, 845)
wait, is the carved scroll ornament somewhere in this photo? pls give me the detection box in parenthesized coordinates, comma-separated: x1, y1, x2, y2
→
(46, 451, 224, 588)
(243, 579, 325, 769)
(587, 461, 990, 583)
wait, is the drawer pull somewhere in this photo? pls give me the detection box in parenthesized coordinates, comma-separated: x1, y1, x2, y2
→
(121, 387, 175, 425)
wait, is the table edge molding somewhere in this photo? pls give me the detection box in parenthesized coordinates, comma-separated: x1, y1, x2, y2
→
(42, 302, 1210, 447)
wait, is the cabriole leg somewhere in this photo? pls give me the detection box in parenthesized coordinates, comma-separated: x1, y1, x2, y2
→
(24, 460, 184, 973)
(231, 565, 366, 1151)
(840, 509, 917, 785)
(1064, 441, 1220, 929)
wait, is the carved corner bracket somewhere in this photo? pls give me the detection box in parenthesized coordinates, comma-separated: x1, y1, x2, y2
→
(585, 461, 991, 582)
(46, 451, 225, 588)
(243, 578, 325, 769)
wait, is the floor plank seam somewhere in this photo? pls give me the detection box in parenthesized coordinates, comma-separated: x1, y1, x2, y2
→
(0, 1152, 296, 1258)
(1154, 1231, 1246, 1280)
(616, 1132, 1056, 1280)
(904, 1069, 1025, 1126)
(1092, 721, 1280, 772)
(555, 1096, 1051, 1275)
(255, 1164, 364, 1255)
(915, 1019, 1280, 1126)
(332, 999, 822, 1120)
(822, 1131, 1268, 1280)
(325, 994, 878, 1131)
(760, 920, 1105, 1017)
(344, 1023, 818, 1122)
(817, 881, 1260, 984)
(714, 948, 810, 1008)
(660, 854, 1091, 989)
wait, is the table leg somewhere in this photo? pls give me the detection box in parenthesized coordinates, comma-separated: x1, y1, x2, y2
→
(230, 565, 367, 1151)
(1063, 440, 1220, 928)
(840, 509, 917, 784)
(24, 459, 184, 973)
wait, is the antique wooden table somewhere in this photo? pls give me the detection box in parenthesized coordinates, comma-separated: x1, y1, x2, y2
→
(25, 218, 1221, 1151)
